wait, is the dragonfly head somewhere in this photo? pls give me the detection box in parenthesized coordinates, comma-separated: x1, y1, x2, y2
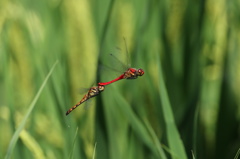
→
(98, 85, 105, 92)
(137, 69, 144, 76)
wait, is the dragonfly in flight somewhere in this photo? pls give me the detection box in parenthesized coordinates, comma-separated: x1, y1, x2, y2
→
(65, 85, 105, 115)
(98, 39, 144, 86)
(66, 39, 144, 115)
(98, 67, 144, 86)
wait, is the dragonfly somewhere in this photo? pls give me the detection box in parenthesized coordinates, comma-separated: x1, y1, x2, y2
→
(98, 40, 144, 86)
(98, 67, 144, 86)
(65, 85, 105, 115)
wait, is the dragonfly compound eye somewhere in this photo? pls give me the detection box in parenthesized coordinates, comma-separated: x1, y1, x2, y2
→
(138, 69, 144, 76)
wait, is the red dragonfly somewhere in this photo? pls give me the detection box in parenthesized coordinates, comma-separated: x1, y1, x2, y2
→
(98, 44, 144, 86)
(98, 67, 144, 86)
(66, 85, 105, 115)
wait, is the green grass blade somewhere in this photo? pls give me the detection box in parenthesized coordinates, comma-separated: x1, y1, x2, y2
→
(193, 104, 200, 157)
(111, 85, 166, 158)
(234, 148, 240, 159)
(68, 127, 79, 159)
(191, 150, 196, 159)
(161, 144, 178, 158)
(92, 142, 97, 159)
(156, 52, 187, 159)
(4, 60, 58, 159)
(143, 118, 167, 159)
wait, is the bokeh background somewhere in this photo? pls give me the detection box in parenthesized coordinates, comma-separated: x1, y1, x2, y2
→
(1, 0, 240, 159)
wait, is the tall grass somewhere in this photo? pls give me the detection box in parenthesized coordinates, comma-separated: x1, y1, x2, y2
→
(1, 0, 240, 159)
(4, 61, 58, 159)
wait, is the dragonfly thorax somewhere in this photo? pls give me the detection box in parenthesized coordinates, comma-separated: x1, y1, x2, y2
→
(98, 85, 105, 91)
(124, 68, 144, 79)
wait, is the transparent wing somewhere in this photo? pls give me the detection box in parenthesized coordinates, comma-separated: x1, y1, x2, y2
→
(77, 82, 96, 94)
(78, 88, 91, 94)
(102, 46, 130, 71)
(98, 64, 123, 74)
(83, 98, 93, 110)
(83, 91, 103, 110)
(110, 46, 130, 69)
(123, 37, 131, 68)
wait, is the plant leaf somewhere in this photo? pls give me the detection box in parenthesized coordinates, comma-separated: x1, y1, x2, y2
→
(4, 60, 58, 159)
(156, 52, 187, 159)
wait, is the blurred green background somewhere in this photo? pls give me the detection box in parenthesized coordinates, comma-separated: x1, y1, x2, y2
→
(1, 0, 240, 159)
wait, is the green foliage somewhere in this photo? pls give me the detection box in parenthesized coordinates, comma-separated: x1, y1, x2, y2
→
(234, 148, 240, 159)
(1, 0, 240, 159)
(4, 61, 58, 159)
